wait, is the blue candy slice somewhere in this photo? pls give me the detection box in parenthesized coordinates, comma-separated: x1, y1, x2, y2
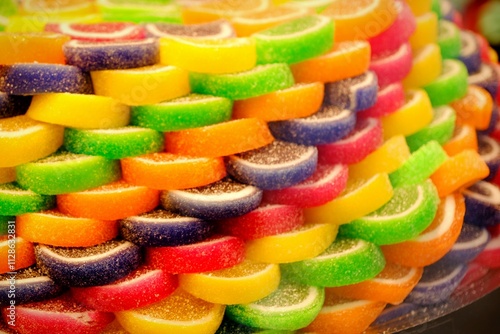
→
(0, 92, 31, 119)
(0, 266, 64, 305)
(268, 106, 356, 146)
(0, 64, 93, 95)
(64, 38, 160, 71)
(120, 209, 214, 247)
(35, 240, 142, 287)
(458, 30, 481, 74)
(478, 135, 500, 180)
(463, 181, 500, 227)
(161, 178, 262, 220)
(323, 71, 378, 112)
(468, 63, 499, 99)
(226, 140, 318, 190)
(437, 223, 490, 266)
(405, 262, 467, 305)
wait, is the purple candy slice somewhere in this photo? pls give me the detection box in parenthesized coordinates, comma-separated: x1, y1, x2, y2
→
(323, 71, 378, 112)
(463, 181, 500, 227)
(64, 38, 160, 71)
(0, 92, 31, 119)
(161, 177, 262, 220)
(0, 266, 65, 305)
(269, 106, 356, 146)
(405, 263, 468, 305)
(0, 64, 93, 95)
(119, 209, 214, 247)
(35, 240, 142, 287)
(458, 30, 482, 74)
(478, 135, 500, 180)
(437, 223, 490, 266)
(468, 63, 499, 99)
(226, 140, 318, 190)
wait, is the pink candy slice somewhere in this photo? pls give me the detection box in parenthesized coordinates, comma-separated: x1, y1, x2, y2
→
(45, 22, 146, 41)
(262, 163, 349, 208)
(318, 118, 383, 165)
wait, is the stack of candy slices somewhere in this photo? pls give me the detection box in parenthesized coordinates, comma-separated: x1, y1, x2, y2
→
(1, 0, 500, 333)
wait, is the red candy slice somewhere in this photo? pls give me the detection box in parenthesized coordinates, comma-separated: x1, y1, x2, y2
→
(218, 204, 304, 240)
(262, 164, 349, 208)
(71, 266, 178, 312)
(318, 118, 384, 165)
(45, 22, 146, 41)
(358, 82, 406, 119)
(368, 0, 416, 57)
(1, 294, 114, 334)
(146, 235, 245, 274)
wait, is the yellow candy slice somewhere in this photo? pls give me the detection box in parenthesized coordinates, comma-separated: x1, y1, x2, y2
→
(179, 261, 280, 304)
(409, 12, 438, 51)
(91, 65, 190, 106)
(160, 37, 257, 74)
(403, 43, 443, 89)
(245, 223, 339, 263)
(0, 116, 64, 168)
(349, 135, 411, 180)
(405, 0, 432, 16)
(115, 289, 225, 334)
(26, 93, 130, 129)
(304, 173, 394, 226)
(381, 89, 434, 139)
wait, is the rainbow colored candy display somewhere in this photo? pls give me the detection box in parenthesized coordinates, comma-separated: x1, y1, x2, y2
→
(1, 1, 500, 334)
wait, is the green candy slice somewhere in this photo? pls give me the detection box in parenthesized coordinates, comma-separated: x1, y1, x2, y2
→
(431, 0, 442, 19)
(253, 15, 334, 65)
(131, 94, 233, 132)
(64, 126, 164, 159)
(438, 20, 462, 59)
(339, 180, 440, 245)
(190, 64, 295, 100)
(423, 59, 468, 107)
(98, 0, 182, 23)
(406, 105, 457, 152)
(16, 151, 121, 195)
(0, 183, 55, 216)
(0, 215, 15, 235)
(226, 280, 324, 331)
(281, 237, 385, 287)
(389, 140, 448, 188)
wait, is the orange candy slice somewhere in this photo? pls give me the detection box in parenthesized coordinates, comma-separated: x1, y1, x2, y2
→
(165, 118, 274, 157)
(231, 5, 313, 36)
(328, 262, 423, 305)
(232, 82, 324, 121)
(16, 210, 119, 247)
(0, 236, 35, 274)
(291, 40, 371, 83)
(382, 192, 465, 267)
(450, 85, 494, 131)
(321, 0, 398, 41)
(57, 180, 160, 220)
(182, 0, 271, 24)
(430, 149, 490, 197)
(0, 32, 70, 65)
(303, 291, 387, 334)
(121, 153, 226, 190)
(442, 124, 478, 156)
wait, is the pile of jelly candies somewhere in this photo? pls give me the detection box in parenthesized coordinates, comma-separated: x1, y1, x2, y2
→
(1, 0, 500, 333)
